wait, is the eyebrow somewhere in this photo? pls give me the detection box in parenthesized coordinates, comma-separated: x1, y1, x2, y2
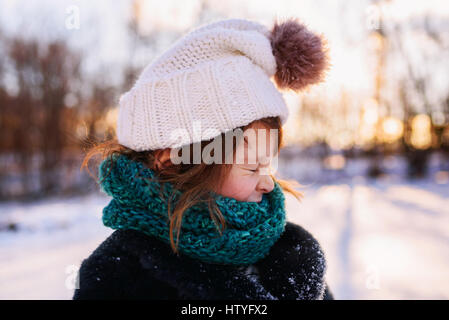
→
(241, 136, 276, 165)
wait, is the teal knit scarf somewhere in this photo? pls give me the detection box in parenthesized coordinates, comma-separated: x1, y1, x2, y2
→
(98, 154, 287, 266)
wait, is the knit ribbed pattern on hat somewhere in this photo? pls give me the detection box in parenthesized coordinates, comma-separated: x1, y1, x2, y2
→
(99, 154, 287, 265)
(117, 18, 289, 151)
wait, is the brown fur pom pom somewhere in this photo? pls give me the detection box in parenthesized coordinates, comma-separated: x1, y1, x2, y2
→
(269, 18, 329, 91)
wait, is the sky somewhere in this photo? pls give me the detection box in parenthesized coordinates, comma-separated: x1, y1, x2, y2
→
(1, 0, 448, 144)
(1, 0, 447, 86)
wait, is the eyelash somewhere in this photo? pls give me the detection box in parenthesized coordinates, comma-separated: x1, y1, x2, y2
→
(248, 168, 258, 172)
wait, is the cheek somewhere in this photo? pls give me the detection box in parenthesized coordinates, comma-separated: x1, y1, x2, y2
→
(218, 171, 257, 201)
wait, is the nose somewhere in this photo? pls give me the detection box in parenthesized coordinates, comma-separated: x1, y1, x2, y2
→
(256, 174, 274, 194)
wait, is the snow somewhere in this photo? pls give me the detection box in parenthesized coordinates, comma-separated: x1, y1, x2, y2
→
(284, 178, 449, 299)
(0, 194, 112, 299)
(1, 176, 449, 299)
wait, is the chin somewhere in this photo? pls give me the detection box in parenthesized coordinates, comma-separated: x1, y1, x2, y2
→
(251, 196, 263, 203)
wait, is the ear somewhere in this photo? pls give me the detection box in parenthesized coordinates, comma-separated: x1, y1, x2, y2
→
(154, 148, 173, 170)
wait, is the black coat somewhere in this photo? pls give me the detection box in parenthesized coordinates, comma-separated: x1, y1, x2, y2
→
(73, 222, 334, 300)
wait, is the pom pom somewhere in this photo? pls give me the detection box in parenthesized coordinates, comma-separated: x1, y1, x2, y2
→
(269, 18, 329, 91)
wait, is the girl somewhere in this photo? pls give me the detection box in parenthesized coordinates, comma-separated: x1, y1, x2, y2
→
(73, 17, 333, 300)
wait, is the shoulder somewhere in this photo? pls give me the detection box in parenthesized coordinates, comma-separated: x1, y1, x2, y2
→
(253, 221, 329, 299)
(276, 221, 326, 261)
(75, 228, 160, 274)
(259, 221, 326, 267)
(73, 229, 179, 299)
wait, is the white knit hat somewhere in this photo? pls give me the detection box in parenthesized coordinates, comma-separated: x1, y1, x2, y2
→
(117, 18, 328, 151)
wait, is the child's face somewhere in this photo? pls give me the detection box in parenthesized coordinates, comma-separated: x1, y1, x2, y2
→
(216, 123, 277, 203)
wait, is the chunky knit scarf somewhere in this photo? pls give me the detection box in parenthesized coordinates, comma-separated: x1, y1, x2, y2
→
(98, 154, 287, 266)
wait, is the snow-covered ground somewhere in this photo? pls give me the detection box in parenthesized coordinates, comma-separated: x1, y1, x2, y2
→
(285, 178, 449, 299)
(1, 178, 448, 299)
(0, 195, 112, 299)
